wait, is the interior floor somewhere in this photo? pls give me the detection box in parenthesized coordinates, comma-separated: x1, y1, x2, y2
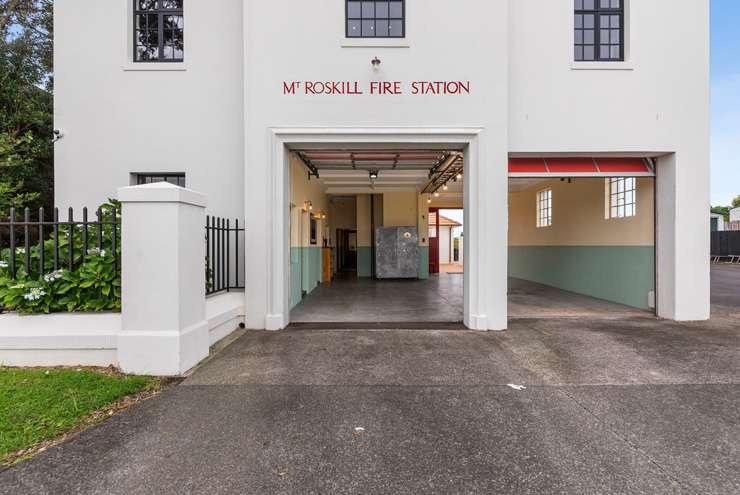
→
(291, 273, 464, 323)
(290, 275, 651, 324)
(508, 278, 652, 319)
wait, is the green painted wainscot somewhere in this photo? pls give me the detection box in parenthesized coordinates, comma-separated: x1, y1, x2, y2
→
(290, 246, 322, 308)
(508, 246, 655, 310)
(357, 246, 373, 278)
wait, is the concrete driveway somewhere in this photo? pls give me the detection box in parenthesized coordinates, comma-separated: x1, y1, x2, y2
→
(1, 268, 739, 494)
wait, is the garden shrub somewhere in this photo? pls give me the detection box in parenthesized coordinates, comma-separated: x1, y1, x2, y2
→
(0, 200, 121, 314)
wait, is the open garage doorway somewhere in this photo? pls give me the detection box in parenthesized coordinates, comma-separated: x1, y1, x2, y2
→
(507, 158, 656, 318)
(287, 146, 465, 325)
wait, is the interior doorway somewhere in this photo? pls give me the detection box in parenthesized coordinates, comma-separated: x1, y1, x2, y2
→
(429, 207, 464, 275)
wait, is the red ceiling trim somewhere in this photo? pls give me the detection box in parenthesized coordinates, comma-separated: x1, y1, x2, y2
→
(509, 157, 652, 176)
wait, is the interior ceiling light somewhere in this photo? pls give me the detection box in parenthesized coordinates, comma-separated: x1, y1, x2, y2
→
(443, 184, 449, 191)
(456, 173, 463, 180)
(434, 192, 440, 197)
(427, 198, 432, 204)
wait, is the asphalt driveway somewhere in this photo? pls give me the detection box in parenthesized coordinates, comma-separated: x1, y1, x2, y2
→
(1, 267, 739, 494)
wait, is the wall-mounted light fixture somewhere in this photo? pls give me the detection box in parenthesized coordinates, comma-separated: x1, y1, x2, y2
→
(371, 57, 381, 70)
(302, 200, 313, 212)
(369, 170, 379, 180)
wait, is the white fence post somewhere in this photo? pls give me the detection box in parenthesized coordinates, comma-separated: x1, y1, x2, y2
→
(117, 183, 209, 376)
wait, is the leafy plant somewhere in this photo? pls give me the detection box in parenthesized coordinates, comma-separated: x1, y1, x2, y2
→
(0, 200, 121, 314)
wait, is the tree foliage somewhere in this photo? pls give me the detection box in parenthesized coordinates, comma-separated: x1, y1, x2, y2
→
(0, 0, 53, 214)
(711, 196, 740, 222)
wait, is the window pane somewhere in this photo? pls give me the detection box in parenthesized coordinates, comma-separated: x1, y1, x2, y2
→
(583, 46, 595, 60)
(362, 1, 374, 18)
(389, 1, 403, 18)
(161, 0, 182, 8)
(375, 1, 389, 18)
(375, 20, 389, 36)
(347, 20, 361, 36)
(362, 19, 375, 36)
(389, 19, 402, 36)
(138, 0, 157, 10)
(347, 1, 361, 18)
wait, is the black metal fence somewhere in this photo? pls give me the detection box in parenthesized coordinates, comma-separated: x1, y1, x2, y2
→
(0, 207, 120, 280)
(711, 231, 740, 262)
(206, 216, 245, 295)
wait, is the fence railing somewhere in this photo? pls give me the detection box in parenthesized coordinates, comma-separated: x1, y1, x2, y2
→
(0, 207, 119, 281)
(206, 216, 244, 296)
(711, 231, 740, 263)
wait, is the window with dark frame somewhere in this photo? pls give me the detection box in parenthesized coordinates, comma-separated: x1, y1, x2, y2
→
(134, 0, 184, 62)
(346, 1, 405, 38)
(136, 173, 186, 187)
(574, 0, 624, 62)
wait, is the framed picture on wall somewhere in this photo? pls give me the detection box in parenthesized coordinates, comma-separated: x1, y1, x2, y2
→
(310, 217, 318, 245)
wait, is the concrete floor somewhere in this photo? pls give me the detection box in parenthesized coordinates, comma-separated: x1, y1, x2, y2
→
(711, 263, 740, 318)
(290, 274, 650, 323)
(290, 273, 464, 323)
(4, 310, 739, 494)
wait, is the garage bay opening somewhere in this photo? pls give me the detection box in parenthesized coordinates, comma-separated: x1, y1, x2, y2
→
(508, 157, 656, 318)
(287, 146, 465, 325)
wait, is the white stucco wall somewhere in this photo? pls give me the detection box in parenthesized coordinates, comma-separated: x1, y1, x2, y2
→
(54, 0, 245, 218)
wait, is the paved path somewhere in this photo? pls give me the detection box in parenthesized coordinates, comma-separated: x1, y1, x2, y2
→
(1, 267, 739, 494)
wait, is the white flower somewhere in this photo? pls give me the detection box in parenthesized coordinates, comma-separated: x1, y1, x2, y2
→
(87, 248, 107, 258)
(16, 248, 25, 255)
(0, 261, 7, 269)
(43, 270, 64, 283)
(23, 287, 46, 301)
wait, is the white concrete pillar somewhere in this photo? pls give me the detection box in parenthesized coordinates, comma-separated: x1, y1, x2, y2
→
(656, 152, 710, 320)
(117, 183, 210, 375)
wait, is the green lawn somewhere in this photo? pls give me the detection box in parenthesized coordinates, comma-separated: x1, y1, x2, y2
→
(0, 367, 158, 464)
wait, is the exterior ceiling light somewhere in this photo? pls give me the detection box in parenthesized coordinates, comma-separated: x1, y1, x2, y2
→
(369, 170, 379, 180)
(371, 56, 381, 70)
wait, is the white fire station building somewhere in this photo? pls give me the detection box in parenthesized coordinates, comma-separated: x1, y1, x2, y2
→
(53, 0, 710, 331)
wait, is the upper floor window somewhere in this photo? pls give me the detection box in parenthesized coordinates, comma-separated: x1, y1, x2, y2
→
(134, 1, 184, 62)
(608, 177, 636, 218)
(574, 0, 624, 62)
(537, 189, 552, 228)
(346, 1, 405, 38)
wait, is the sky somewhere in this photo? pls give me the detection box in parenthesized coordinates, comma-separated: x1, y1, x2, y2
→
(711, 0, 740, 206)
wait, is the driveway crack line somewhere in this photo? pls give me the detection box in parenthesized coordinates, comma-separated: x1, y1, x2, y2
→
(556, 387, 698, 495)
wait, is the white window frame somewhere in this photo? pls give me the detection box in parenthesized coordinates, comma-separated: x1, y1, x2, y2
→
(607, 177, 637, 218)
(536, 188, 552, 228)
